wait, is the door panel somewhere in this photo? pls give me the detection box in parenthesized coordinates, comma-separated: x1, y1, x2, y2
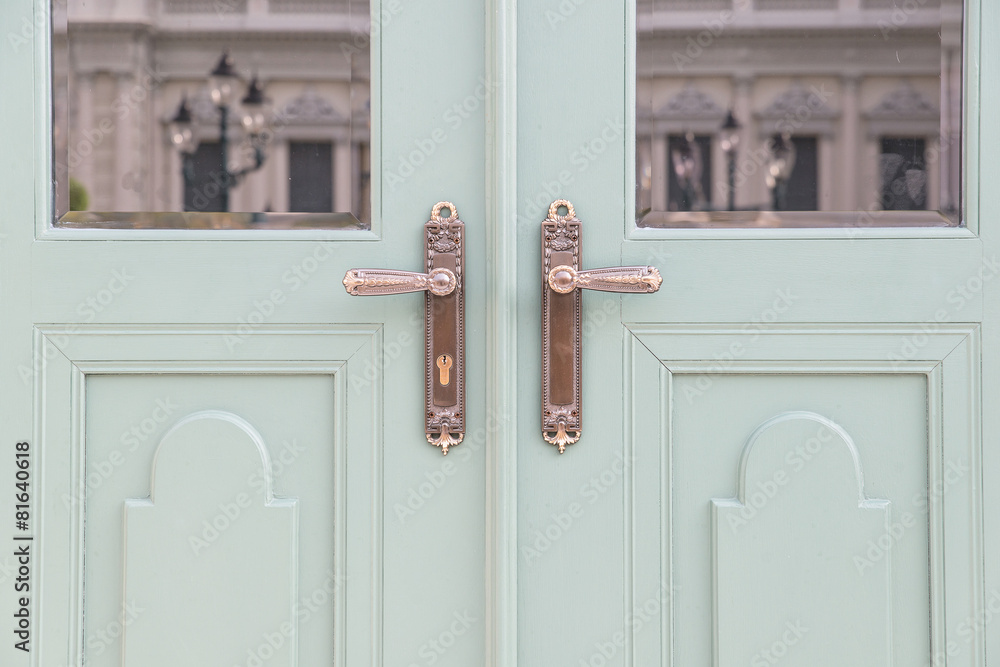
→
(628, 326, 981, 666)
(36, 327, 380, 667)
(0, 0, 488, 666)
(516, 1, 989, 666)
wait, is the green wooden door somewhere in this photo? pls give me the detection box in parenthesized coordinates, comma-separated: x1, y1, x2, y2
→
(511, 2, 997, 667)
(2, 1, 998, 666)
(0, 1, 491, 666)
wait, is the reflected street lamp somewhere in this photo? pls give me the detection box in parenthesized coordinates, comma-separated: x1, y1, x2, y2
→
(169, 51, 272, 212)
(719, 110, 741, 212)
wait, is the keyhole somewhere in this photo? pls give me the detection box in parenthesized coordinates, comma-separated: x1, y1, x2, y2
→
(436, 354, 453, 386)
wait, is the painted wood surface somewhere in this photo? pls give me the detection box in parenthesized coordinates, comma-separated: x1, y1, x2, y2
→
(0, 1, 998, 666)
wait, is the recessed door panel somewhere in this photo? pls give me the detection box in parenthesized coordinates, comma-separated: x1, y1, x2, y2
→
(626, 326, 981, 667)
(84, 375, 337, 667)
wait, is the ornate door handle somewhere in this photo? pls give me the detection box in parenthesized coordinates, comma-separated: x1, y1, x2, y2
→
(541, 200, 662, 453)
(343, 202, 466, 455)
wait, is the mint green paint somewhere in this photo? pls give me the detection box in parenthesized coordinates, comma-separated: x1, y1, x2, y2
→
(0, 1, 997, 666)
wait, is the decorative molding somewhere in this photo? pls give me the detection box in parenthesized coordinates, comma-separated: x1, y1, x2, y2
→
(627, 324, 982, 667)
(653, 84, 726, 120)
(279, 87, 346, 125)
(867, 81, 939, 120)
(712, 411, 891, 667)
(36, 325, 380, 667)
(123, 410, 299, 667)
(759, 82, 837, 119)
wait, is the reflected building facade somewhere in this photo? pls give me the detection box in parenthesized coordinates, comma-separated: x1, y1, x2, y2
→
(636, 0, 962, 220)
(53, 0, 371, 221)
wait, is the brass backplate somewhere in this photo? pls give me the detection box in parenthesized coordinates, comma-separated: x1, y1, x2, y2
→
(425, 204, 465, 454)
(541, 201, 582, 453)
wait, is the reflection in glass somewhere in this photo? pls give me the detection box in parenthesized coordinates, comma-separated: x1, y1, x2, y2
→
(636, 0, 963, 228)
(52, 0, 371, 229)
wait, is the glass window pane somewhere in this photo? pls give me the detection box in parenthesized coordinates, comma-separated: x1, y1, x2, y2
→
(636, 0, 963, 228)
(52, 0, 371, 230)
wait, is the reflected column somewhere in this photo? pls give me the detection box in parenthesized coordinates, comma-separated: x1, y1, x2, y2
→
(732, 75, 753, 210)
(334, 139, 353, 213)
(840, 74, 860, 210)
(650, 135, 668, 213)
(272, 139, 290, 212)
(115, 73, 139, 210)
(75, 73, 95, 208)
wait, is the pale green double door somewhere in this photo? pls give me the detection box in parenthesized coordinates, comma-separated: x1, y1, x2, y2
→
(2, 1, 999, 666)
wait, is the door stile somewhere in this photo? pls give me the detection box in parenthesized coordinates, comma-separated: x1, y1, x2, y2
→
(978, 0, 999, 663)
(484, 0, 518, 665)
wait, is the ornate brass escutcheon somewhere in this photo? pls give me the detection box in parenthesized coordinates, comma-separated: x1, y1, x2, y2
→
(344, 202, 466, 455)
(541, 200, 662, 453)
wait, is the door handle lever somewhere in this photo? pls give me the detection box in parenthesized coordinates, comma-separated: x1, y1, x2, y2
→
(541, 200, 662, 453)
(343, 202, 466, 455)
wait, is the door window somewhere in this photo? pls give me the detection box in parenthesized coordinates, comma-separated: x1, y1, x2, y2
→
(51, 0, 372, 230)
(635, 0, 964, 228)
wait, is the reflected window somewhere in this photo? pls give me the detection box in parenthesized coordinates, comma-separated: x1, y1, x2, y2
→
(52, 0, 371, 230)
(636, 0, 963, 228)
(783, 136, 818, 212)
(880, 138, 928, 211)
(289, 142, 334, 213)
(667, 134, 712, 212)
(184, 142, 226, 213)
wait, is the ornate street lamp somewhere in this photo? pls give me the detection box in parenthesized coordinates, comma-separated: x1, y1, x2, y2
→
(169, 51, 271, 212)
(766, 132, 797, 211)
(719, 110, 741, 212)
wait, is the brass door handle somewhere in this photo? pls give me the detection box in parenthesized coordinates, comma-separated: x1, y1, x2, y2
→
(343, 202, 466, 455)
(541, 200, 662, 453)
(343, 267, 457, 297)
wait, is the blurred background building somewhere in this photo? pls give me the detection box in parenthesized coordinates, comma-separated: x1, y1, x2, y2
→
(53, 0, 371, 221)
(52, 0, 961, 224)
(636, 0, 961, 220)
